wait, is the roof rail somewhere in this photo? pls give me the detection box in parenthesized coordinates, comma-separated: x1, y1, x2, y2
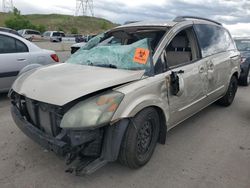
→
(173, 16, 222, 26)
(123, 21, 140, 25)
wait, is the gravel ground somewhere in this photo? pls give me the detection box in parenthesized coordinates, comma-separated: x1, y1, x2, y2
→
(0, 84, 250, 188)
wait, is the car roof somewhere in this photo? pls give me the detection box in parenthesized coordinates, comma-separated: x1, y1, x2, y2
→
(116, 17, 223, 30)
(23, 29, 40, 32)
(0, 27, 13, 31)
(117, 20, 177, 29)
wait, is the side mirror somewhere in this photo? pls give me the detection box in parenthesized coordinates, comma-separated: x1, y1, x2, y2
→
(170, 70, 184, 96)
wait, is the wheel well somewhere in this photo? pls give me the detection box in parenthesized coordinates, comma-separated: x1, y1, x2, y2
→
(233, 72, 238, 79)
(153, 106, 167, 145)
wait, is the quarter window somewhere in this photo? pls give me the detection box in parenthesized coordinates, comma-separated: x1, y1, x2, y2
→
(0, 34, 28, 54)
(194, 24, 235, 57)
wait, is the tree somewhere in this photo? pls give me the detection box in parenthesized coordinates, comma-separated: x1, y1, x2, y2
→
(4, 7, 37, 31)
(13, 7, 21, 16)
(36, 24, 46, 33)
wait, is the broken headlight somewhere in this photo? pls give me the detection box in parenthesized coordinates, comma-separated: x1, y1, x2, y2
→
(60, 91, 124, 129)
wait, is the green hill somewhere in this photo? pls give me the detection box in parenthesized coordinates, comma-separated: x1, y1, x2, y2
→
(0, 12, 117, 34)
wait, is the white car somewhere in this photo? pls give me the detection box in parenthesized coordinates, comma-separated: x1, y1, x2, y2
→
(18, 29, 42, 41)
(0, 31, 60, 92)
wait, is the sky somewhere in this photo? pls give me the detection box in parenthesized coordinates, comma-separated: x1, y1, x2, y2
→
(0, 0, 250, 36)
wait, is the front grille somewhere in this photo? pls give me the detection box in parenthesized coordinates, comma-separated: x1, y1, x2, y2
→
(12, 92, 63, 136)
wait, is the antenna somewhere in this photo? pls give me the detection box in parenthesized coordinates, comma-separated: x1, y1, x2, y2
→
(2, 0, 14, 12)
(75, 0, 94, 17)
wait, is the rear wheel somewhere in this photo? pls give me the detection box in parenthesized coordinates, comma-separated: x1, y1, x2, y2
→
(217, 75, 238, 106)
(119, 108, 160, 169)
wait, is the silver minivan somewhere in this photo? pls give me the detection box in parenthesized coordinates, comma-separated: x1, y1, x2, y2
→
(9, 16, 241, 175)
(42, 31, 65, 42)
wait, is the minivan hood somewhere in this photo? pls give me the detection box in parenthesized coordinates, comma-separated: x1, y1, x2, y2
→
(12, 63, 144, 106)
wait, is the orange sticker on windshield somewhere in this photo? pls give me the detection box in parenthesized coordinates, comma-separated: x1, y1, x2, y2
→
(133, 48, 150, 65)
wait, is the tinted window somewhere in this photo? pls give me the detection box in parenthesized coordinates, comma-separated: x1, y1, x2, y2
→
(26, 30, 40, 35)
(194, 24, 235, 57)
(52, 32, 61, 37)
(0, 34, 28, 54)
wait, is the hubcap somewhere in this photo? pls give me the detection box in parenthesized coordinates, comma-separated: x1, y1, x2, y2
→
(137, 120, 153, 155)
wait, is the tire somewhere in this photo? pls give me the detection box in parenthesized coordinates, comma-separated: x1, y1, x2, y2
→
(118, 107, 160, 169)
(217, 75, 238, 106)
(239, 67, 250, 86)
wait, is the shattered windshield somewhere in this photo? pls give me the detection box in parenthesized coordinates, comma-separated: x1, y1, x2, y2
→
(66, 29, 166, 71)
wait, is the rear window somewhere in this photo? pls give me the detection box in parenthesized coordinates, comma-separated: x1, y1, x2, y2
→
(53, 32, 62, 37)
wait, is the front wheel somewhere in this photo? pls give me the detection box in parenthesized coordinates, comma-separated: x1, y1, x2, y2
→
(118, 108, 160, 169)
(217, 75, 238, 106)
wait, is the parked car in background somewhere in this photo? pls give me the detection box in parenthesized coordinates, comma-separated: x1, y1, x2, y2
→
(71, 34, 97, 54)
(42, 31, 65, 42)
(9, 16, 240, 175)
(234, 38, 250, 86)
(0, 27, 21, 36)
(18, 29, 42, 41)
(83, 34, 97, 42)
(71, 41, 86, 54)
(0, 31, 60, 92)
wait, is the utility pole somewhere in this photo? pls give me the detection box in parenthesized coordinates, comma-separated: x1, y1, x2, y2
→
(2, 0, 14, 13)
(75, 0, 94, 17)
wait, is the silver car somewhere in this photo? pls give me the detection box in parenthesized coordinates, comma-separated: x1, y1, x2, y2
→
(9, 16, 240, 175)
(0, 31, 60, 93)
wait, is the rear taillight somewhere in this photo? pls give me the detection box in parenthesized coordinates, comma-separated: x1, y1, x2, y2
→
(241, 57, 246, 64)
(51, 54, 60, 62)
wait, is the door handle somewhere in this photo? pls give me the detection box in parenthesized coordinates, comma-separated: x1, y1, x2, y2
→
(17, 58, 26, 61)
(230, 55, 240, 61)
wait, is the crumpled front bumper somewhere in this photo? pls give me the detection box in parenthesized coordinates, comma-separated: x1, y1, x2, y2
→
(11, 103, 129, 175)
(11, 105, 69, 156)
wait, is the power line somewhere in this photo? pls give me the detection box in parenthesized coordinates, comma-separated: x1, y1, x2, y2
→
(2, 0, 14, 12)
(75, 0, 94, 17)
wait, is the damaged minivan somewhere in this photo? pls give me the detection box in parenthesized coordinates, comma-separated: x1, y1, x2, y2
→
(9, 16, 241, 175)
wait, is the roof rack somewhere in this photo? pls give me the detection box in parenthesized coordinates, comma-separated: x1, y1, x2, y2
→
(173, 16, 222, 26)
(123, 21, 140, 25)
